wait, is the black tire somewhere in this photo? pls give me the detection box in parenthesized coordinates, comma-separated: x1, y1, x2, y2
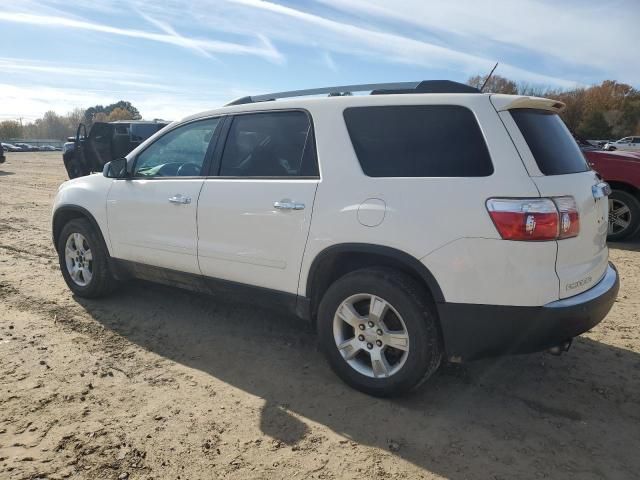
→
(57, 218, 117, 297)
(63, 159, 81, 179)
(317, 268, 442, 397)
(607, 190, 640, 241)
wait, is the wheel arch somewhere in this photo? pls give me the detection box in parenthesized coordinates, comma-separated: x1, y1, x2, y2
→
(305, 243, 445, 321)
(607, 180, 640, 198)
(52, 205, 110, 255)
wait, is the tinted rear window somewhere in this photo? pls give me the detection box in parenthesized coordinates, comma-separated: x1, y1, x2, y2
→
(511, 109, 588, 175)
(343, 105, 493, 177)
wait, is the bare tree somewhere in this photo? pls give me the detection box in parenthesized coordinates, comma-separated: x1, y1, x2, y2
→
(468, 74, 517, 94)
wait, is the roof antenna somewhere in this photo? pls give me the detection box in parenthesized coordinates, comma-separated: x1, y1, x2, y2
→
(480, 62, 499, 92)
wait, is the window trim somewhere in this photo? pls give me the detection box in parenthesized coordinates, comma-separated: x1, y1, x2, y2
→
(342, 104, 494, 178)
(127, 116, 226, 180)
(208, 108, 320, 180)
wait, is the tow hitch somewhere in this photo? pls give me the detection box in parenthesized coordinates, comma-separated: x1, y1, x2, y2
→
(547, 339, 572, 356)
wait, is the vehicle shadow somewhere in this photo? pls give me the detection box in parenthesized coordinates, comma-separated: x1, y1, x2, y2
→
(76, 282, 640, 479)
(609, 239, 640, 252)
(0, 170, 15, 176)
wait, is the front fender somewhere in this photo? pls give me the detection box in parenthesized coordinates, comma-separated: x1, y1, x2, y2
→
(52, 174, 114, 253)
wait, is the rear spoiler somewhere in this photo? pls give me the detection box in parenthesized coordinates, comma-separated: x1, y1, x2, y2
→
(490, 95, 566, 113)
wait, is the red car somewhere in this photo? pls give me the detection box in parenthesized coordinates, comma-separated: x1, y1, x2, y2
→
(583, 148, 640, 240)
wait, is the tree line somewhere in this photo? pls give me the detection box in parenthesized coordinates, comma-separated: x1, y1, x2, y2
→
(0, 101, 142, 141)
(468, 75, 640, 139)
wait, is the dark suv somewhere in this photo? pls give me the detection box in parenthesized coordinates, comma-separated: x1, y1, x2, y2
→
(63, 120, 169, 179)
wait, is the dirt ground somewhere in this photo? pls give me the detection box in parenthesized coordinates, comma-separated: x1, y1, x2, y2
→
(0, 152, 639, 480)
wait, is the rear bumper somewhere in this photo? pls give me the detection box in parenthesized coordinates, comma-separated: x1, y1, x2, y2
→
(437, 263, 619, 362)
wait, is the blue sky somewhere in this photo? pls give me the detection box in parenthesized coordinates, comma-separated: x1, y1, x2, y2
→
(1, 0, 638, 121)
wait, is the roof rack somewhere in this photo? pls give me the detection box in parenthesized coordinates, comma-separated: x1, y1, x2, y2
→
(225, 80, 479, 106)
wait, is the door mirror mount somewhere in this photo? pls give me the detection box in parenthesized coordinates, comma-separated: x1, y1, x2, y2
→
(103, 157, 130, 179)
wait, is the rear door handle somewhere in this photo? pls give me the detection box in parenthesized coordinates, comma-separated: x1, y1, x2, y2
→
(169, 194, 192, 204)
(274, 200, 305, 210)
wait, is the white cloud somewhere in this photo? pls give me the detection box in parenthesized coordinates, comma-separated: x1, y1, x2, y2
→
(0, 11, 284, 63)
(137, 11, 214, 59)
(322, 52, 338, 72)
(316, 0, 640, 84)
(1, 0, 632, 122)
(209, 0, 577, 88)
(0, 57, 150, 79)
(0, 81, 243, 122)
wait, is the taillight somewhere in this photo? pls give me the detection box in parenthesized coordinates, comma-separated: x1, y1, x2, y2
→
(553, 196, 579, 239)
(486, 197, 579, 241)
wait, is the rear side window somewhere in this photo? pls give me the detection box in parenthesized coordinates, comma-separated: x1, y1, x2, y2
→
(130, 124, 160, 142)
(511, 109, 588, 175)
(89, 123, 113, 145)
(343, 105, 493, 177)
(220, 111, 318, 177)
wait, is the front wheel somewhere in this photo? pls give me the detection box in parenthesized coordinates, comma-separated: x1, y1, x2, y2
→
(607, 190, 640, 241)
(57, 218, 117, 297)
(317, 268, 442, 397)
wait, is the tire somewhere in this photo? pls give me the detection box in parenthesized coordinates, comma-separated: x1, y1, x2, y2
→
(317, 267, 442, 397)
(607, 190, 640, 241)
(57, 218, 117, 297)
(63, 159, 81, 179)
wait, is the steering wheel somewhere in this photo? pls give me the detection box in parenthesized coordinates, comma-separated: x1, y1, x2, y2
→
(177, 163, 201, 176)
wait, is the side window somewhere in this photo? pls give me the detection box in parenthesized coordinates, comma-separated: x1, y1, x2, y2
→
(219, 111, 318, 177)
(343, 105, 493, 177)
(133, 118, 220, 178)
(511, 109, 588, 175)
(89, 123, 113, 146)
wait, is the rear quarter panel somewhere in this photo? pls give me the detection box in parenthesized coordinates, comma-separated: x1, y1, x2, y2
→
(299, 95, 560, 305)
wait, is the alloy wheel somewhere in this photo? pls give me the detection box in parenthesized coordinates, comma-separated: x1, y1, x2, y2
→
(608, 198, 632, 236)
(332, 293, 410, 378)
(64, 232, 93, 286)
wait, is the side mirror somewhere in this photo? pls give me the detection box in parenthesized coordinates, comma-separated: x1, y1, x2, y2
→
(103, 157, 129, 179)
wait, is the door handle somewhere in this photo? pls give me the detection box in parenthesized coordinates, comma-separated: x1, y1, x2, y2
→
(274, 200, 305, 210)
(168, 194, 192, 204)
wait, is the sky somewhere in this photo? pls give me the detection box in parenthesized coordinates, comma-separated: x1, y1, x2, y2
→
(1, 0, 638, 122)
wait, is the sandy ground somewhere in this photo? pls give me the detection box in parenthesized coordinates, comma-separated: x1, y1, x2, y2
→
(0, 152, 639, 480)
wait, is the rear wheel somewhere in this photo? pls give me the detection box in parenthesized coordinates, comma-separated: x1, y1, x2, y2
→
(57, 219, 117, 297)
(317, 268, 442, 397)
(607, 190, 640, 241)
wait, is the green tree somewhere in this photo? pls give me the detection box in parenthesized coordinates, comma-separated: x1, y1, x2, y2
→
(577, 110, 612, 139)
(616, 97, 640, 136)
(106, 101, 141, 120)
(83, 100, 141, 127)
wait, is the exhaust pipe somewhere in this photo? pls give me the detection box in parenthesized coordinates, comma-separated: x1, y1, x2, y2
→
(547, 339, 572, 356)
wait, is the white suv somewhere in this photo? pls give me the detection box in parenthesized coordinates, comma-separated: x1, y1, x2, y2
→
(52, 80, 619, 396)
